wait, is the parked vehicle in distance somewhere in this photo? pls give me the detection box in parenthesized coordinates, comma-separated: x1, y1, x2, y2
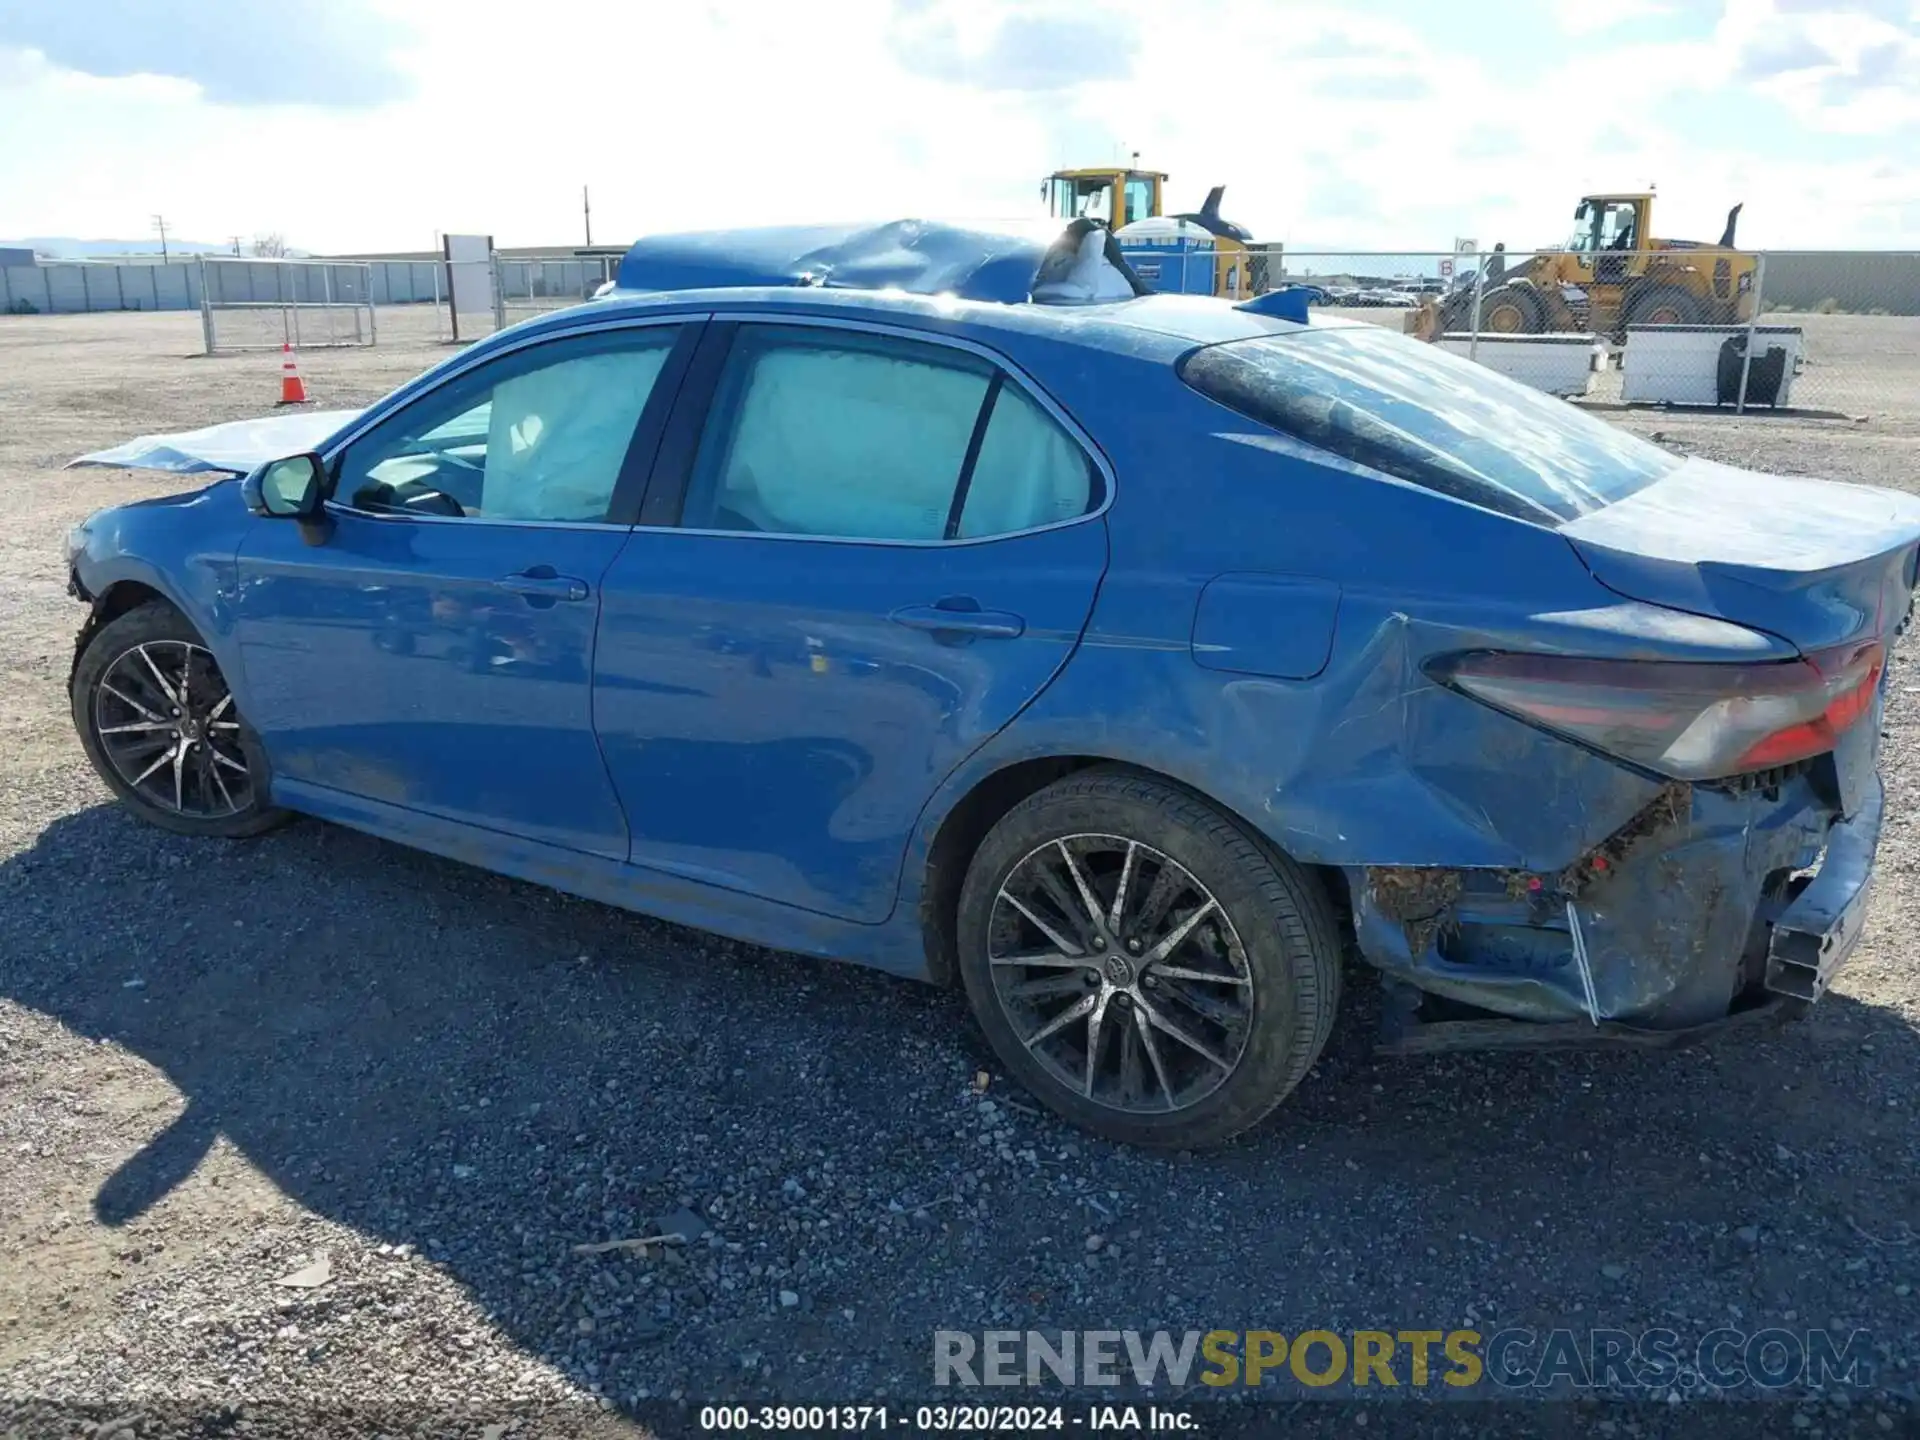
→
(65, 219, 1912, 1148)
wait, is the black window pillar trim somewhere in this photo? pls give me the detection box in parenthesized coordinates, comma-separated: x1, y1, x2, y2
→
(604, 320, 709, 527)
(944, 373, 1003, 541)
(635, 321, 740, 529)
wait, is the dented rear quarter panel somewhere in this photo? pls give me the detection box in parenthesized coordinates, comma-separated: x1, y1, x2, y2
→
(943, 347, 1713, 874)
(908, 339, 1873, 1027)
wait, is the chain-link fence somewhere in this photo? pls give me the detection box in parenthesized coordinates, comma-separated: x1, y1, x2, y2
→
(198, 256, 377, 354)
(495, 255, 619, 327)
(1261, 250, 1920, 424)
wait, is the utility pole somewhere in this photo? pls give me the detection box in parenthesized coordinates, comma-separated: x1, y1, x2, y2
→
(229, 235, 243, 257)
(583, 185, 593, 248)
(152, 214, 170, 263)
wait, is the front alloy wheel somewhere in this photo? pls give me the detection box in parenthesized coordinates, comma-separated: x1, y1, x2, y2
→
(72, 601, 285, 838)
(94, 640, 253, 818)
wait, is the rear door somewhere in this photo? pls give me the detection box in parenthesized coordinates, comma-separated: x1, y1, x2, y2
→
(592, 319, 1110, 922)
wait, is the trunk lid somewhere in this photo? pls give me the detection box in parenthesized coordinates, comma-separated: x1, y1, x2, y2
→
(1560, 456, 1920, 653)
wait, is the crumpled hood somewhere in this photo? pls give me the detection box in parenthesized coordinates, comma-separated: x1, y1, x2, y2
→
(65, 409, 362, 477)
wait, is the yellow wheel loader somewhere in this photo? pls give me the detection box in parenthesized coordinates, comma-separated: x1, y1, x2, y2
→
(1418, 193, 1758, 342)
(1045, 167, 1266, 298)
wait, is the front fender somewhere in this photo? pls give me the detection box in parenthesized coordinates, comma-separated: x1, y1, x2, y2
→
(69, 482, 256, 710)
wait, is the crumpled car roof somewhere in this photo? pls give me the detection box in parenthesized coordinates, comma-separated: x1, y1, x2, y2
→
(611, 218, 1101, 304)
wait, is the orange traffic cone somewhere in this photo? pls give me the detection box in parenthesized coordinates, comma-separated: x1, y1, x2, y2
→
(277, 343, 309, 405)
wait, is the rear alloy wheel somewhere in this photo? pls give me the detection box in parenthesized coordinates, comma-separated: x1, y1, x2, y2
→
(72, 602, 285, 838)
(956, 769, 1341, 1148)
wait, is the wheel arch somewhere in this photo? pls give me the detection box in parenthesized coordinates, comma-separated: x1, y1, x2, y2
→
(916, 751, 1342, 988)
(70, 561, 250, 711)
(70, 578, 174, 682)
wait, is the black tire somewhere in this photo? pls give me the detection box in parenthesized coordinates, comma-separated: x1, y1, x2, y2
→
(1622, 283, 1706, 330)
(956, 767, 1341, 1149)
(71, 601, 287, 839)
(1475, 283, 1545, 335)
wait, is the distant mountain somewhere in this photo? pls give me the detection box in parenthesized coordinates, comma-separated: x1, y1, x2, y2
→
(3, 236, 241, 259)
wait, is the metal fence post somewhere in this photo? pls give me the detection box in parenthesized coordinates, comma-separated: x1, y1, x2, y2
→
(1735, 252, 1767, 415)
(1466, 254, 1487, 364)
(199, 257, 216, 354)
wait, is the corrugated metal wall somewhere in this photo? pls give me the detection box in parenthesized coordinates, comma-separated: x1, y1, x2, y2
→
(2, 261, 203, 313)
(0, 258, 451, 314)
(11, 251, 1916, 317)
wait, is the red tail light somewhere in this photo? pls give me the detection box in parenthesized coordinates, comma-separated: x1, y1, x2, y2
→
(1429, 641, 1885, 781)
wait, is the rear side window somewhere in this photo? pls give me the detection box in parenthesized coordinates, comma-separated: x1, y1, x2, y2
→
(1179, 326, 1679, 522)
(680, 325, 1097, 542)
(958, 385, 1095, 539)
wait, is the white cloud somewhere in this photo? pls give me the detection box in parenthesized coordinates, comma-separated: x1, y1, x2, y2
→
(0, 0, 1913, 253)
(1716, 0, 1920, 131)
(1553, 0, 1676, 36)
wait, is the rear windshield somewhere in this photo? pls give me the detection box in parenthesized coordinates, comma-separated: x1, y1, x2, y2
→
(1178, 326, 1679, 522)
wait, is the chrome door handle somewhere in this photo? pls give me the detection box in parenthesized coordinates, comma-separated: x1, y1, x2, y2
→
(495, 570, 590, 603)
(890, 599, 1025, 642)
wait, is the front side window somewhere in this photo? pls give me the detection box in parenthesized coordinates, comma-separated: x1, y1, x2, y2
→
(334, 326, 679, 523)
(680, 326, 1096, 542)
(1180, 325, 1679, 523)
(1124, 177, 1155, 227)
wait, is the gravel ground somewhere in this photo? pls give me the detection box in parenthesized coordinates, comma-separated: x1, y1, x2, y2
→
(1, 309, 1917, 1438)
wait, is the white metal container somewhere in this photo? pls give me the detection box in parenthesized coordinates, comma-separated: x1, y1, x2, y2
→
(1437, 332, 1597, 397)
(1620, 324, 1804, 406)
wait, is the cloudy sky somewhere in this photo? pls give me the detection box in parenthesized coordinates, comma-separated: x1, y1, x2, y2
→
(0, 0, 1914, 255)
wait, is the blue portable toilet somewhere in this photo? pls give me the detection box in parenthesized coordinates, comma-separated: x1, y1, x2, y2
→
(1114, 217, 1217, 296)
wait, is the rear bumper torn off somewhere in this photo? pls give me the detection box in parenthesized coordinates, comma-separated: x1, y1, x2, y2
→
(1345, 766, 1873, 1037)
(1765, 775, 1881, 1002)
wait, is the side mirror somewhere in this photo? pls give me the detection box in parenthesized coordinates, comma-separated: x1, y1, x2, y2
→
(243, 453, 326, 519)
(242, 453, 331, 545)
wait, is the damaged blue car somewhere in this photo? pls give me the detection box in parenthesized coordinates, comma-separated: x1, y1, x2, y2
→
(65, 219, 1917, 1147)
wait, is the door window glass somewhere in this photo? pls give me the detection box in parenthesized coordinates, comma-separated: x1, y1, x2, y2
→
(680, 325, 1100, 542)
(957, 386, 1095, 539)
(335, 327, 677, 523)
(682, 328, 990, 541)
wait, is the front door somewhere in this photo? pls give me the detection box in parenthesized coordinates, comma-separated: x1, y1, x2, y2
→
(232, 320, 691, 858)
(593, 321, 1109, 921)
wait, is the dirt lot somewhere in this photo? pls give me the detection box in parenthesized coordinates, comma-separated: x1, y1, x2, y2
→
(1, 308, 1917, 1437)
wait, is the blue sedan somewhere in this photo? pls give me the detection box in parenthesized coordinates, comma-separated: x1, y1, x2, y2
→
(64, 219, 1916, 1147)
